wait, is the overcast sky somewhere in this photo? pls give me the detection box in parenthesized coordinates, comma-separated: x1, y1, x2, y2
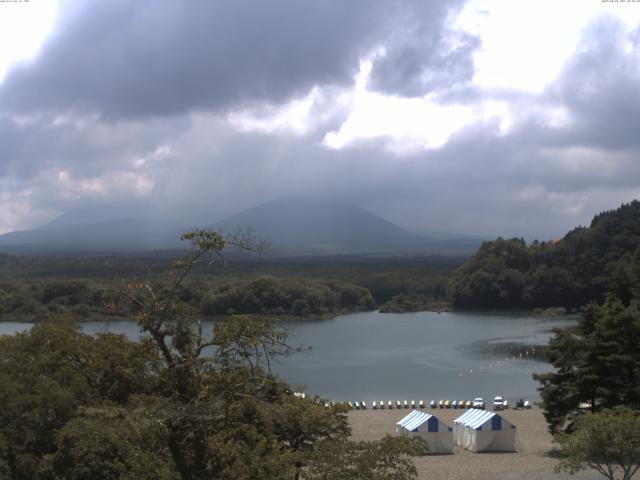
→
(0, 0, 639, 239)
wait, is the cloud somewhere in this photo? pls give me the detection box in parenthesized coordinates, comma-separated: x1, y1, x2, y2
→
(0, 0, 639, 243)
(551, 16, 640, 150)
(367, 1, 479, 98)
(0, 0, 393, 119)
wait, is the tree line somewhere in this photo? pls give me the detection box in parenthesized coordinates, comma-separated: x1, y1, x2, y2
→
(0, 255, 461, 322)
(449, 200, 640, 310)
(533, 236, 640, 479)
(0, 231, 427, 480)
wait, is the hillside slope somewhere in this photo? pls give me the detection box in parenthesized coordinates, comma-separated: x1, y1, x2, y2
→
(216, 197, 426, 254)
(448, 200, 640, 310)
(0, 218, 184, 254)
(0, 197, 480, 256)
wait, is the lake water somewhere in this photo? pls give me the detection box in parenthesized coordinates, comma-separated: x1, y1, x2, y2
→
(0, 311, 573, 403)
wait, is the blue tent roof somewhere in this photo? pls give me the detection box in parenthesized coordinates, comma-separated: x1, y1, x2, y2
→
(454, 409, 513, 431)
(397, 410, 445, 433)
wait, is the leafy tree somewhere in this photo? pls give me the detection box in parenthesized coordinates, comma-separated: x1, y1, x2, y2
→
(0, 317, 159, 479)
(115, 230, 424, 479)
(203, 276, 375, 317)
(0, 231, 428, 479)
(555, 407, 640, 480)
(305, 436, 427, 480)
(535, 297, 640, 432)
(46, 405, 178, 480)
(0, 434, 10, 480)
(449, 201, 640, 310)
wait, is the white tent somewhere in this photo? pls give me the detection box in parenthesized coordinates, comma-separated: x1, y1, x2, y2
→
(396, 410, 454, 454)
(453, 409, 516, 452)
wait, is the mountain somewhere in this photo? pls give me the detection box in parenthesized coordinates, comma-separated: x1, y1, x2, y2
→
(215, 197, 426, 255)
(0, 197, 482, 256)
(39, 203, 156, 230)
(0, 218, 185, 254)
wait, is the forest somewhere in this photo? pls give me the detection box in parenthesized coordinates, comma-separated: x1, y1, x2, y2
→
(0, 232, 428, 479)
(448, 200, 640, 311)
(1, 205, 640, 478)
(0, 253, 459, 322)
(3, 201, 640, 322)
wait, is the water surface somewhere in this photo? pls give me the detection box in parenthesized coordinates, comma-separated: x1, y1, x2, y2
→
(0, 311, 573, 403)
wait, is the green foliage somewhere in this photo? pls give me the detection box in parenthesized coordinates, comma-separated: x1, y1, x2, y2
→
(305, 435, 428, 480)
(203, 276, 375, 317)
(379, 276, 449, 313)
(449, 201, 640, 310)
(47, 405, 178, 480)
(0, 317, 159, 479)
(555, 407, 640, 480)
(0, 230, 427, 479)
(535, 297, 640, 432)
(0, 251, 461, 321)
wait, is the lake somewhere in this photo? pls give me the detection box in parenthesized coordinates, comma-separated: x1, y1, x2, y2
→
(0, 311, 573, 403)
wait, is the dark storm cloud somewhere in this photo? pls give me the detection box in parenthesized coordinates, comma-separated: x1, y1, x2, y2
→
(0, 0, 468, 119)
(0, 0, 392, 118)
(370, 33, 479, 97)
(368, 0, 480, 98)
(551, 17, 640, 151)
(136, 116, 635, 240)
(1, 1, 639, 239)
(0, 113, 190, 179)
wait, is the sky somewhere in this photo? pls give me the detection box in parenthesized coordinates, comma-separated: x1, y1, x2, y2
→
(0, 0, 639, 239)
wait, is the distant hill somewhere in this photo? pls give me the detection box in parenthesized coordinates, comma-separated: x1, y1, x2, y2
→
(448, 200, 640, 310)
(0, 218, 184, 254)
(217, 197, 424, 255)
(0, 197, 482, 256)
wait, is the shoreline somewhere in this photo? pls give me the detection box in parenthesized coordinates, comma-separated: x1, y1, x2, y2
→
(347, 407, 600, 480)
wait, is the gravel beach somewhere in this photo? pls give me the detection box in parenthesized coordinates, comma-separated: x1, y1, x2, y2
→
(348, 407, 600, 480)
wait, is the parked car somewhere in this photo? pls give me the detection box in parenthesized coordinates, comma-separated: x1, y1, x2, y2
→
(493, 395, 504, 410)
(472, 397, 485, 409)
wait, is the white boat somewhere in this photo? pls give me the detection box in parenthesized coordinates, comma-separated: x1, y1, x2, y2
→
(403, 400, 409, 409)
(372, 401, 377, 409)
(380, 401, 385, 409)
(524, 400, 532, 409)
(411, 400, 416, 409)
(396, 400, 402, 409)
(388, 400, 393, 409)
(361, 401, 367, 410)
(419, 400, 425, 409)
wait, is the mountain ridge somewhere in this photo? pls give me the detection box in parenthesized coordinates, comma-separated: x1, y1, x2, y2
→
(0, 197, 482, 256)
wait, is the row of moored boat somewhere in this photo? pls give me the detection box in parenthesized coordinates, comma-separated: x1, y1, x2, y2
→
(321, 399, 532, 410)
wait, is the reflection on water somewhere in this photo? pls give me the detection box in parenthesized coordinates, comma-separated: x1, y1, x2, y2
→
(273, 311, 575, 402)
(0, 311, 574, 402)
